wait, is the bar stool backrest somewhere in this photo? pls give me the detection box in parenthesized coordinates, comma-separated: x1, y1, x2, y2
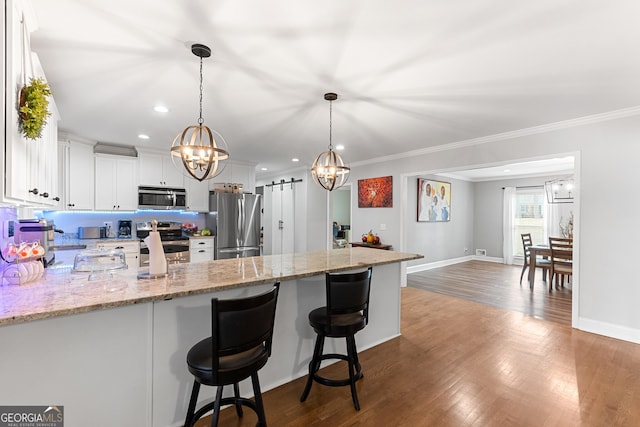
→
(325, 267, 372, 321)
(212, 283, 280, 371)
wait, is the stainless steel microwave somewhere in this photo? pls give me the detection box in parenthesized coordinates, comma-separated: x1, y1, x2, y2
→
(138, 186, 187, 210)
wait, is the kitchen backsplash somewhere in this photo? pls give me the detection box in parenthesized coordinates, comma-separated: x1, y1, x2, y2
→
(38, 210, 205, 238)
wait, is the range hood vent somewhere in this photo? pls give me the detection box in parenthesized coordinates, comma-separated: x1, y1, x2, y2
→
(94, 142, 138, 157)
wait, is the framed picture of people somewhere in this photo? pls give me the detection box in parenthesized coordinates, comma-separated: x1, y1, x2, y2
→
(417, 179, 451, 222)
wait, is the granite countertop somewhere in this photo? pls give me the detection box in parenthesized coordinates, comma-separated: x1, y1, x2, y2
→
(0, 248, 422, 326)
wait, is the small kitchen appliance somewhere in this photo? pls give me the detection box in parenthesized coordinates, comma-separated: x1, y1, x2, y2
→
(11, 219, 63, 267)
(118, 220, 132, 238)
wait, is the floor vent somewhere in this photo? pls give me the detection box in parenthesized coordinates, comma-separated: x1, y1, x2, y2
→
(475, 249, 487, 256)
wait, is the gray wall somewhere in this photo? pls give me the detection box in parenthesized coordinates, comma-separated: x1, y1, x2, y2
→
(405, 176, 474, 263)
(259, 113, 640, 344)
(346, 114, 640, 343)
(473, 175, 570, 258)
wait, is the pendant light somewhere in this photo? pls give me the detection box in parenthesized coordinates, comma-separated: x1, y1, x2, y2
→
(170, 43, 229, 182)
(311, 92, 350, 191)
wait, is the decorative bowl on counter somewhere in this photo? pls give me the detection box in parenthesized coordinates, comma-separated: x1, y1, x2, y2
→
(73, 249, 127, 281)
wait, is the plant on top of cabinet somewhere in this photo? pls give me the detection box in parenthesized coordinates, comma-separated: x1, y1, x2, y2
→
(19, 77, 52, 140)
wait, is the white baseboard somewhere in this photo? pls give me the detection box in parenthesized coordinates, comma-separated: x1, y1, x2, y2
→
(407, 255, 503, 274)
(577, 317, 640, 345)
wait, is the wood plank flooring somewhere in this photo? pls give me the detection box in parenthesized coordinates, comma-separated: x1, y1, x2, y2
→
(407, 260, 572, 325)
(192, 264, 640, 427)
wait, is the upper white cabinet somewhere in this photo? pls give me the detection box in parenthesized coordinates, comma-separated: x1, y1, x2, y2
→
(184, 178, 210, 212)
(59, 139, 95, 210)
(95, 155, 138, 211)
(208, 162, 256, 194)
(3, 1, 60, 207)
(138, 152, 184, 188)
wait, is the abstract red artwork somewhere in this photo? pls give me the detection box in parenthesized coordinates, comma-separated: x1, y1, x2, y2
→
(357, 176, 393, 208)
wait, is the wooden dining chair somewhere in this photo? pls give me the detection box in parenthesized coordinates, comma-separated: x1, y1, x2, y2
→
(548, 237, 573, 291)
(520, 233, 550, 288)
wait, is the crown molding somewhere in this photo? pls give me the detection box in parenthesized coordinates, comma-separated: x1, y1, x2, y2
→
(350, 105, 640, 168)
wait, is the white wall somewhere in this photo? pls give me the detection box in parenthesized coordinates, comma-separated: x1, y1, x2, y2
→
(257, 170, 329, 253)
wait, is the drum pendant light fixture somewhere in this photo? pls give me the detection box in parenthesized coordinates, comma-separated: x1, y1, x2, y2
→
(311, 92, 350, 191)
(170, 43, 229, 182)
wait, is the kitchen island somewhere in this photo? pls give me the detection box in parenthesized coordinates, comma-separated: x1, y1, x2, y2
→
(0, 248, 422, 427)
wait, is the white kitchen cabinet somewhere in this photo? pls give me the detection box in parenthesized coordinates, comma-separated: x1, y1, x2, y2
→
(60, 139, 95, 210)
(95, 240, 140, 269)
(189, 237, 214, 263)
(208, 162, 256, 194)
(95, 155, 138, 211)
(3, 1, 60, 206)
(184, 178, 210, 212)
(138, 151, 184, 188)
(230, 162, 256, 193)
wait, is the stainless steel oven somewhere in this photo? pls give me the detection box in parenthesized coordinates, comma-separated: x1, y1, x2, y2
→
(137, 221, 190, 266)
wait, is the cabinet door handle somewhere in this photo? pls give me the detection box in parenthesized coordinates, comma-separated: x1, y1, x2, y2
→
(53, 197, 60, 202)
(29, 188, 39, 195)
(41, 192, 49, 198)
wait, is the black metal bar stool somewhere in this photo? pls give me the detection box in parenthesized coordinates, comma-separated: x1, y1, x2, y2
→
(184, 282, 280, 427)
(300, 267, 372, 410)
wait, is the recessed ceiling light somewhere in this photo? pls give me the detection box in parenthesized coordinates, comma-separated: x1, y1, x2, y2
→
(335, 144, 344, 151)
(503, 169, 511, 173)
(138, 134, 150, 140)
(292, 158, 299, 162)
(154, 105, 169, 113)
(261, 167, 268, 171)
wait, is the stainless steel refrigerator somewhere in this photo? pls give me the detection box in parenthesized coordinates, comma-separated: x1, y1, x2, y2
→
(207, 192, 261, 259)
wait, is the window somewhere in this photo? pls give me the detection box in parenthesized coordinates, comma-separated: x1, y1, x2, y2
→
(513, 189, 545, 257)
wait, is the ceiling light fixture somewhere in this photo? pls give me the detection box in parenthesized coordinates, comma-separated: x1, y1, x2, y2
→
(311, 93, 350, 191)
(170, 43, 229, 182)
(154, 105, 169, 113)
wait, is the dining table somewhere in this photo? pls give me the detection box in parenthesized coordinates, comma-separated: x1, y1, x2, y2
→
(529, 244, 551, 285)
(529, 238, 573, 286)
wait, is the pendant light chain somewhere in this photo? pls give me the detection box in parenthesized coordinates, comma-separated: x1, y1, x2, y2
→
(328, 99, 333, 150)
(198, 56, 204, 125)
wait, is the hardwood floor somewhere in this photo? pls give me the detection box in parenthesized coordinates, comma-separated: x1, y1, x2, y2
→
(407, 260, 572, 325)
(193, 266, 640, 427)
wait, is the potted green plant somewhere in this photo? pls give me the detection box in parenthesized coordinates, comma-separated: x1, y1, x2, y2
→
(18, 77, 52, 140)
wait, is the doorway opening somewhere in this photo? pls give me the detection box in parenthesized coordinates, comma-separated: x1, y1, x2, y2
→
(331, 184, 351, 249)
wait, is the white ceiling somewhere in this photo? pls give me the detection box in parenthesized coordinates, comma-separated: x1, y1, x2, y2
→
(438, 156, 575, 181)
(26, 0, 640, 180)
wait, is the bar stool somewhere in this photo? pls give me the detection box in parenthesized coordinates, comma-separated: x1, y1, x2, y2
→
(300, 267, 372, 410)
(184, 282, 280, 427)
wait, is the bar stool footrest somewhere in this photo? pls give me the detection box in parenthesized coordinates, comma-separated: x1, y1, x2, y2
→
(313, 353, 363, 387)
(191, 396, 258, 426)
